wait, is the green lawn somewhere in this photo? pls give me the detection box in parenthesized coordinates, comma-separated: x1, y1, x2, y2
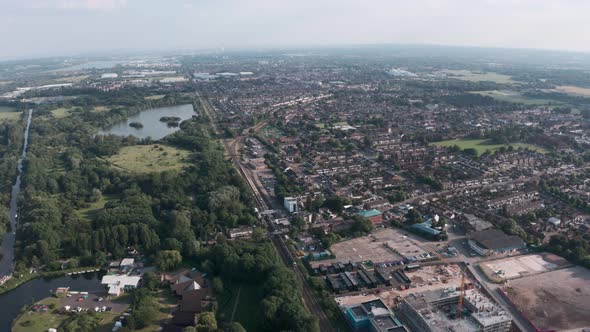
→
(107, 144, 191, 173)
(219, 283, 265, 332)
(13, 298, 67, 332)
(443, 70, 515, 84)
(0, 106, 21, 122)
(433, 139, 547, 156)
(75, 194, 116, 221)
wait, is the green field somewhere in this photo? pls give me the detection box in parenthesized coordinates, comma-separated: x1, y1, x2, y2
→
(12, 298, 67, 332)
(51, 108, 70, 118)
(0, 106, 21, 122)
(443, 70, 515, 84)
(107, 144, 190, 173)
(433, 139, 547, 156)
(472, 90, 566, 106)
(219, 283, 264, 332)
(144, 94, 166, 100)
(75, 194, 116, 221)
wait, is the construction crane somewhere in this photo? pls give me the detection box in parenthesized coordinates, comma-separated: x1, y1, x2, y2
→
(457, 270, 467, 318)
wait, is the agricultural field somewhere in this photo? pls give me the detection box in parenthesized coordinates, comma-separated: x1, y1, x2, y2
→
(472, 90, 566, 106)
(106, 144, 190, 173)
(0, 106, 21, 122)
(432, 138, 546, 156)
(442, 70, 515, 84)
(555, 85, 590, 97)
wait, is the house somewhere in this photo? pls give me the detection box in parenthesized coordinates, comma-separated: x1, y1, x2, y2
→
(284, 197, 298, 213)
(228, 226, 254, 239)
(358, 209, 384, 224)
(101, 275, 141, 296)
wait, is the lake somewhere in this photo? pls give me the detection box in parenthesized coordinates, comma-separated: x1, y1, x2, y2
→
(0, 272, 104, 331)
(97, 104, 196, 140)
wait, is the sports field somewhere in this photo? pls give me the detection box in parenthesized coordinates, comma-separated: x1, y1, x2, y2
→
(432, 138, 546, 156)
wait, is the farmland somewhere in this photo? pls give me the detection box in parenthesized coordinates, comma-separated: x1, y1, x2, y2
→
(106, 144, 190, 173)
(432, 138, 546, 156)
(555, 85, 590, 97)
(442, 70, 515, 84)
(0, 106, 21, 122)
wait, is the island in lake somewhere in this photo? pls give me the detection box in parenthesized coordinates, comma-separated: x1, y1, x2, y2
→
(129, 121, 143, 129)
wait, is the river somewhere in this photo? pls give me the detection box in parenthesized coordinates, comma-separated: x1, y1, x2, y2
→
(0, 272, 104, 331)
(0, 109, 33, 278)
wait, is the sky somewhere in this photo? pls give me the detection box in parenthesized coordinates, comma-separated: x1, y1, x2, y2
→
(1, 0, 590, 59)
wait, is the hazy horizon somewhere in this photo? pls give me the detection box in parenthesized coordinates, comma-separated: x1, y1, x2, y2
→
(1, 0, 590, 59)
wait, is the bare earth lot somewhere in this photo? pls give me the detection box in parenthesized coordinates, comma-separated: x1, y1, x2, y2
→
(504, 266, 590, 331)
(481, 252, 569, 280)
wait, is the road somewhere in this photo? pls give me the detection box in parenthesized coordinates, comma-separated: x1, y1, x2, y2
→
(196, 95, 336, 332)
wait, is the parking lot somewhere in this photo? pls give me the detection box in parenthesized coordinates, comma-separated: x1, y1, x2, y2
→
(59, 292, 129, 313)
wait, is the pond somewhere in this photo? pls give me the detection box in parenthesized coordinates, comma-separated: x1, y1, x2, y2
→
(97, 104, 196, 140)
(0, 272, 104, 331)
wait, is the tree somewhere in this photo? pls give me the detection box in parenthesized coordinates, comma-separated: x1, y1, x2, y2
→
(405, 209, 423, 224)
(195, 312, 217, 332)
(228, 322, 246, 332)
(155, 250, 182, 271)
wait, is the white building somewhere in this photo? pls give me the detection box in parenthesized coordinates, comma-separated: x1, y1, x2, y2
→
(101, 275, 141, 296)
(284, 197, 298, 213)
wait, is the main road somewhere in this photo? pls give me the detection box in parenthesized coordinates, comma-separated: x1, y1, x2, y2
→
(195, 94, 336, 332)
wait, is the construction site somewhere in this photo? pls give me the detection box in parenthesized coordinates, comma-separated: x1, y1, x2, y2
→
(312, 228, 443, 269)
(502, 266, 590, 331)
(480, 252, 569, 281)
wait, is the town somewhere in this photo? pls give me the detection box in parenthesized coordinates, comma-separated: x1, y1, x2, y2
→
(0, 45, 589, 332)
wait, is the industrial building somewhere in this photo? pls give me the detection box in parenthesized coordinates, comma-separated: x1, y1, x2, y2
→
(467, 229, 526, 256)
(398, 288, 512, 332)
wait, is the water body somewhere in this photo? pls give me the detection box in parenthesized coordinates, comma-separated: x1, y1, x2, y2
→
(0, 109, 33, 278)
(0, 272, 104, 331)
(98, 104, 196, 140)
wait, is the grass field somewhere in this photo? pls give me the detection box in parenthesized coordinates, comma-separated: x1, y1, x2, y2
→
(75, 194, 116, 221)
(52, 75, 89, 83)
(219, 283, 264, 332)
(555, 85, 590, 97)
(12, 298, 67, 332)
(471, 90, 566, 106)
(144, 95, 166, 100)
(51, 108, 70, 118)
(443, 70, 515, 84)
(433, 139, 546, 156)
(107, 144, 190, 173)
(0, 106, 21, 122)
